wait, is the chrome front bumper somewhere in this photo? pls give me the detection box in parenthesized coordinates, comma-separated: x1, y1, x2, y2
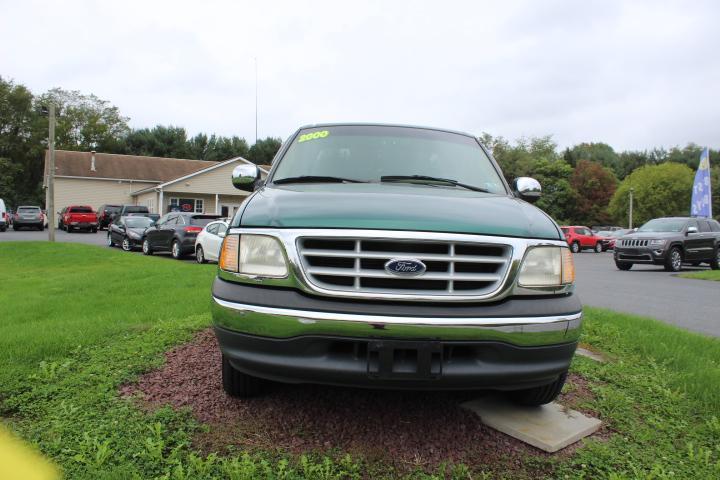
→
(211, 295, 583, 347)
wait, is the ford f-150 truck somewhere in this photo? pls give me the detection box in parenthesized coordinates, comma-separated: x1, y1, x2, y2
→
(212, 124, 581, 405)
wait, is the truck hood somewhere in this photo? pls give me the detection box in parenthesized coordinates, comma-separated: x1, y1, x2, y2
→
(239, 183, 561, 239)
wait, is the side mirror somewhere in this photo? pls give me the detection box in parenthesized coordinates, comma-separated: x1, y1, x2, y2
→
(232, 164, 260, 192)
(687, 226, 698, 235)
(513, 177, 542, 203)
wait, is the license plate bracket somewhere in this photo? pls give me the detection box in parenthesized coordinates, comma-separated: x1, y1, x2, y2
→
(367, 340, 442, 380)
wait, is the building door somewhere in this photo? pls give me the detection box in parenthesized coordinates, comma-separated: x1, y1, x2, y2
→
(221, 204, 242, 219)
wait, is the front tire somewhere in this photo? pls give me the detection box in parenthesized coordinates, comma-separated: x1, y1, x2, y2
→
(196, 245, 206, 264)
(615, 261, 633, 270)
(222, 355, 263, 397)
(710, 248, 720, 270)
(664, 247, 683, 272)
(121, 237, 132, 251)
(142, 239, 153, 255)
(508, 371, 568, 406)
(570, 241, 580, 253)
(594, 242, 603, 253)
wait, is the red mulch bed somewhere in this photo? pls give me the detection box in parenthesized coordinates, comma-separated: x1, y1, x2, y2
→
(120, 329, 598, 472)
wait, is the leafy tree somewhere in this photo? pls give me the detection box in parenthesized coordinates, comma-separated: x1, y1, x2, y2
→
(34, 88, 129, 151)
(608, 163, 694, 226)
(0, 76, 44, 206)
(482, 133, 558, 184)
(616, 150, 652, 180)
(563, 142, 619, 173)
(247, 137, 282, 165)
(117, 125, 190, 158)
(570, 160, 618, 224)
(531, 158, 578, 223)
(188, 134, 249, 161)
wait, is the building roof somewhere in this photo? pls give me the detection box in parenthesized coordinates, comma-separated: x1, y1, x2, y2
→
(131, 156, 270, 195)
(44, 150, 218, 183)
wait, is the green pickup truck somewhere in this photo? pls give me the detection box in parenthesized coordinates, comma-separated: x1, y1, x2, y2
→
(212, 124, 581, 405)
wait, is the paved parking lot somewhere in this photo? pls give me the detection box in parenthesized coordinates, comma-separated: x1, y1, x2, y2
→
(573, 251, 719, 337)
(2, 229, 717, 336)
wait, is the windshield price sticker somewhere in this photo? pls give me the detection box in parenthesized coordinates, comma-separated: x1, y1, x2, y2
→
(298, 130, 329, 143)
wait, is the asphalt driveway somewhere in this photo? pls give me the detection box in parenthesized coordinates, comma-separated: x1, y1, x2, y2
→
(573, 251, 719, 337)
(3, 228, 717, 336)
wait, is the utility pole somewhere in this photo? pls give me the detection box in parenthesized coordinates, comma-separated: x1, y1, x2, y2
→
(255, 57, 257, 145)
(628, 188, 634, 229)
(47, 104, 56, 242)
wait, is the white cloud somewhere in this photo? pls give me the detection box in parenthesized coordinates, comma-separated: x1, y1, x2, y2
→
(1, 0, 718, 150)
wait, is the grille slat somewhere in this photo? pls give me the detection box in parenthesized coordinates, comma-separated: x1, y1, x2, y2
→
(300, 249, 507, 263)
(298, 237, 511, 297)
(620, 239, 649, 247)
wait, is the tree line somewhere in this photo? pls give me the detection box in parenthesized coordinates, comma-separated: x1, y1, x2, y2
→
(0, 76, 281, 208)
(1, 75, 717, 225)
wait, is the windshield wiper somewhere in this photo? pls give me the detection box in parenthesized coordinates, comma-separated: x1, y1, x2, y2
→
(380, 175, 490, 193)
(273, 175, 365, 185)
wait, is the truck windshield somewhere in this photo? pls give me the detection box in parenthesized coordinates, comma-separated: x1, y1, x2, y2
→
(271, 125, 507, 194)
(638, 219, 687, 232)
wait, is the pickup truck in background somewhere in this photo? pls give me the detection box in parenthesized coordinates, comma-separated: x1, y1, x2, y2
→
(60, 206, 98, 233)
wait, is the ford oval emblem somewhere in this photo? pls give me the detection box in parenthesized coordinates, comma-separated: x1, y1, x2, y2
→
(384, 258, 427, 277)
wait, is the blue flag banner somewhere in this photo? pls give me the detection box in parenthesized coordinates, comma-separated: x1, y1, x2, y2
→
(691, 147, 712, 218)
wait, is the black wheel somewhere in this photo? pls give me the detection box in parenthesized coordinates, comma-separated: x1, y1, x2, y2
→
(171, 240, 182, 259)
(142, 239, 153, 255)
(196, 245, 207, 264)
(13, 226, 18, 231)
(107, 234, 115, 247)
(571, 241, 580, 253)
(121, 237, 132, 251)
(615, 261, 632, 270)
(710, 248, 720, 270)
(508, 371, 568, 406)
(91, 227, 97, 234)
(664, 247, 683, 272)
(594, 242, 603, 253)
(66, 224, 72, 233)
(222, 355, 263, 397)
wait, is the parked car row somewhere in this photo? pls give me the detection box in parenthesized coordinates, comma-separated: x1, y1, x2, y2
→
(106, 211, 229, 263)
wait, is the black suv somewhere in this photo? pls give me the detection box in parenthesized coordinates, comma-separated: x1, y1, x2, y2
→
(614, 217, 720, 271)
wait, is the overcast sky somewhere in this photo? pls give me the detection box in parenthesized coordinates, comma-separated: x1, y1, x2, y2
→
(1, 0, 719, 150)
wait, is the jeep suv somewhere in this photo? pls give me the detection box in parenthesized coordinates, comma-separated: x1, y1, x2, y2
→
(614, 217, 720, 271)
(212, 124, 581, 405)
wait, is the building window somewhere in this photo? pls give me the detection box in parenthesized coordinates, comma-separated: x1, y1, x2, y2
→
(169, 197, 203, 213)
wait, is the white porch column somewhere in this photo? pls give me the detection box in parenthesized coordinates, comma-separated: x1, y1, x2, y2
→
(215, 193, 219, 214)
(158, 189, 164, 214)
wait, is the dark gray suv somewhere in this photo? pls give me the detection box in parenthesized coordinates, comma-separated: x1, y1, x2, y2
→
(614, 217, 720, 271)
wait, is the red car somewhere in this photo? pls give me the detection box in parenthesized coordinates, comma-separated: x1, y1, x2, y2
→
(560, 226, 608, 253)
(60, 205, 98, 233)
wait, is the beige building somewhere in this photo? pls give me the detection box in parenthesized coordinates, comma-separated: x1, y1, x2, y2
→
(44, 150, 267, 226)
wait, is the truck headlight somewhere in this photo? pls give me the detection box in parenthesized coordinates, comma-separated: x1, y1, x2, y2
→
(649, 239, 666, 246)
(518, 246, 575, 287)
(219, 234, 288, 277)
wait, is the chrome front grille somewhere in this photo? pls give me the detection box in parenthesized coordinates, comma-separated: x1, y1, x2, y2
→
(620, 239, 649, 247)
(297, 237, 512, 297)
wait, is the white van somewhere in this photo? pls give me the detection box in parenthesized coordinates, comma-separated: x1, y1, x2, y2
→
(0, 198, 7, 232)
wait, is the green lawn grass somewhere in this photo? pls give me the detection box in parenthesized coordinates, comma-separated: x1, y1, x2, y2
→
(679, 270, 720, 281)
(2, 243, 720, 479)
(0, 241, 216, 394)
